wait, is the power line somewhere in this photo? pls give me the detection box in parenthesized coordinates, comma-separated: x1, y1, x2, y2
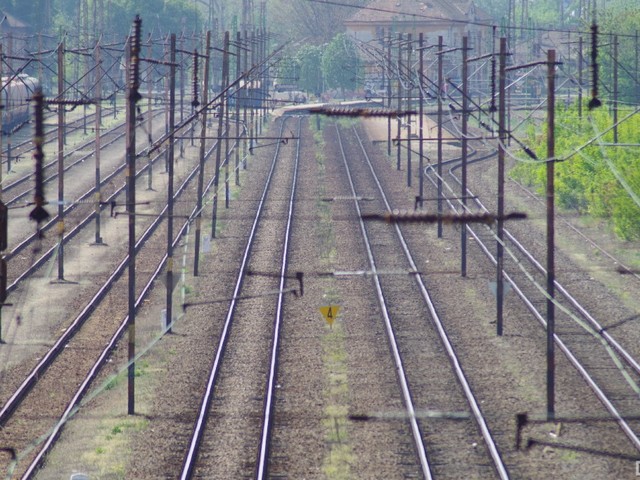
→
(304, 0, 640, 39)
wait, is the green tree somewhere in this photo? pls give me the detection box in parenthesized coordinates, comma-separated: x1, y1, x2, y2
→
(95, 0, 201, 39)
(0, 0, 50, 32)
(296, 44, 324, 95)
(321, 33, 359, 93)
(274, 56, 300, 88)
(511, 104, 640, 240)
(269, 0, 366, 43)
(0, 0, 202, 40)
(599, 3, 640, 104)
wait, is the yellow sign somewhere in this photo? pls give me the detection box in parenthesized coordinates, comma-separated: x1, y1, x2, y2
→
(319, 305, 341, 327)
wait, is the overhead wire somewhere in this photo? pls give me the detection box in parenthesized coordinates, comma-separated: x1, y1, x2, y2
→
(427, 146, 640, 398)
(305, 0, 640, 39)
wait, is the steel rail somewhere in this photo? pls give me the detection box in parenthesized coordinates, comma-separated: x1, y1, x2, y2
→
(0, 106, 118, 165)
(4, 108, 218, 270)
(256, 116, 302, 478)
(4, 115, 167, 294)
(350, 125, 510, 479)
(3, 124, 124, 205)
(2, 109, 165, 283)
(2, 107, 138, 201)
(460, 215, 640, 452)
(497, 208, 640, 377)
(444, 138, 640, 377)
(180, 116, 291, 479)
(335, 124, 433, 480)
(510, 179, 640, 284)
(20, 137, 224, 479)
(0, 137, 219, 431)
(462, 183, 640, 450)
(423, 141, 640, 452)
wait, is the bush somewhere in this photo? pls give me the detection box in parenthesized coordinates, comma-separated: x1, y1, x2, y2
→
(510, 102, 640, 239)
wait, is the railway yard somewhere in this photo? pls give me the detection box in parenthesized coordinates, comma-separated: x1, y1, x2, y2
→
(0, 6, 639, 480)
(0, 98, 637, 478)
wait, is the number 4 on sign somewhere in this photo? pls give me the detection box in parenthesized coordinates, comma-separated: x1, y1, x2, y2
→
(319, 305, 341, 328)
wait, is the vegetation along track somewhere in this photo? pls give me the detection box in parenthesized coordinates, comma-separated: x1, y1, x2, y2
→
(180, 115, 303, 478)
(438, 125, 640, 450)
(413, 118, 640, 471)
(0, 124, 224, 478)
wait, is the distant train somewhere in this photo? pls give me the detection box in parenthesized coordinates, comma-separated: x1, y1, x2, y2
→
(2, 74, 40, 133)
(272, 81, 306, 105)
(229, 80, 265, 109)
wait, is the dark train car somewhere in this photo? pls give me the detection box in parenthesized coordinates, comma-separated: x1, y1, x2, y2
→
(230, 80, 265, 109)
(2, 74, 40, 133)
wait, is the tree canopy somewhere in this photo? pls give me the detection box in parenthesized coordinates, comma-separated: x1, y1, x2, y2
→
(321, 33, 360, 92)
(297, 45, 324, 95)
(269, 0, 366, 44)
(0, 0, 201, 40)
(511, 103, 640, 240)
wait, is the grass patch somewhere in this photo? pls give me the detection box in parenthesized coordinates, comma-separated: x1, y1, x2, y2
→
(103, 373, 121, 391)
(313, 121, 355, 477)
(336, 117, 359, 129)
(321, 325, 354, 478)
(559, 449, 580, 462)
(134, 360, 150, 377)
(82, 416, 148, 478)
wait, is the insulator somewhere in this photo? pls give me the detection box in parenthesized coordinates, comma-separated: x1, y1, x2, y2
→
(490, 26, 497, 112)
(309, 106, 415, 117)
(362, 211, 526, 224)
(129, 15, 142, 102)
(192, 50, 199, 107)
(522, 146, 538, 161)
(588, 22, 601, 110)
(0, 201, 7, 252)
(32, 89, 45, 203)
(29, 88, 50, 225)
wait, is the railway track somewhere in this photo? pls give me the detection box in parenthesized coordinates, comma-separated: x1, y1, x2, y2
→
(3, 108, 132, 206)
(464, 186, 640, 447)
(511, 179, 640, 284)
(0, 125, 228, 477)
(2, 109, 167, 288)
(421, 121, 640, 461)
(0, 106, 122, 179)
(179, 115, 302, 478)
(4, 102, 637, 479)
(329, 123, 509, 478)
